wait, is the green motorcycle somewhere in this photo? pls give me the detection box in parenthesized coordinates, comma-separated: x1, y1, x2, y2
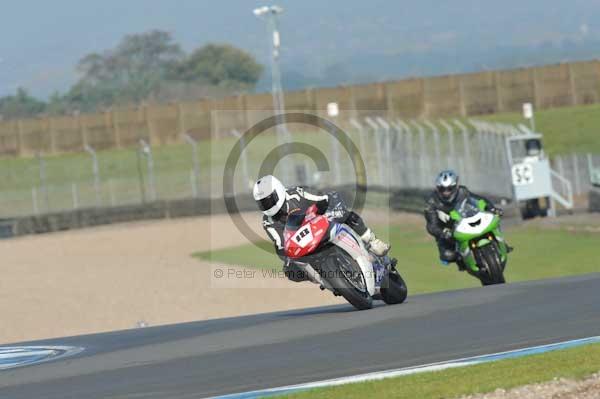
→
(449, 197, 508, 285)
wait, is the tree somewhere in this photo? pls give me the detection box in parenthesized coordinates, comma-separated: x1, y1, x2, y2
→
(0, 88, 46, 119)
(0, 33, 265, 119)
(169, 44, 263, 87)
(74, 30, 183, 106)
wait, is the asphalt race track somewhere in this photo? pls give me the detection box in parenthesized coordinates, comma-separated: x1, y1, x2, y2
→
(1, 274, 599, 398)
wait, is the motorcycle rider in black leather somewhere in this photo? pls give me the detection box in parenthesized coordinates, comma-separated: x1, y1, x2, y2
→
(253, 175, 390, 282)
(424, 170, 504, 269)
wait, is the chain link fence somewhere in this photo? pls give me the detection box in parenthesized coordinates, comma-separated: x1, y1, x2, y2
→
(0, 113, 595, 219)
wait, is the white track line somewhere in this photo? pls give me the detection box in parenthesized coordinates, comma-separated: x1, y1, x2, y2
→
(0, 346, 83, 370)
(212, 336, 600, 399)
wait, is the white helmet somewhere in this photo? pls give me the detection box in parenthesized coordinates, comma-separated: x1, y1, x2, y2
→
(253, 175, 286, 217)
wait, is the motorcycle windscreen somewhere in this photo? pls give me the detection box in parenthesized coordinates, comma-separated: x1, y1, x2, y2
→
(455, 197, 481, 218)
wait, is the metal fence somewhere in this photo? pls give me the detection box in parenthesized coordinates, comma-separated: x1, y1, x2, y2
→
(552, 153, 600, 198)
(0, 115, 595, 219)
(3, 60, 600, 158)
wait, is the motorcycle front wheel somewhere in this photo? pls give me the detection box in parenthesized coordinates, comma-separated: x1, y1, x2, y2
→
(321, 246, 373, 310)
(477, 243, 506, 286)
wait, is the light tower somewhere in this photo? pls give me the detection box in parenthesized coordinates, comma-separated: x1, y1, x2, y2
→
(254, 5, 292, 182)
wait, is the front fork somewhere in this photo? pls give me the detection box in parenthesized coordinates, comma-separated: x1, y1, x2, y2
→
(458, 230, 508, 273)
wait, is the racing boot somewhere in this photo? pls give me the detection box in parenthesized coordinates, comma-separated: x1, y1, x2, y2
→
(361, 229, 390, 256)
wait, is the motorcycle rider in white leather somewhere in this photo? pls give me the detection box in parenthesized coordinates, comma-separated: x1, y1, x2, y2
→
(253, 175, 390, 282)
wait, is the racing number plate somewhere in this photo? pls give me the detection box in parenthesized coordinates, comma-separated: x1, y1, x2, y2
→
(511, 163, 534, 186)
(293, 226, 313, 248)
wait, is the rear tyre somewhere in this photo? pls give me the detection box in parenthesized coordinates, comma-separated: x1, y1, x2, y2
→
(321, 247, 373, 310)
(477, 244, 506, 286)
(380, 271, 408, 305)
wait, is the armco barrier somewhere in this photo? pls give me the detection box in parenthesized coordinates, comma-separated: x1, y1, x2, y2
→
(0, 195, 258, 237)
(0, 186, 518, 238)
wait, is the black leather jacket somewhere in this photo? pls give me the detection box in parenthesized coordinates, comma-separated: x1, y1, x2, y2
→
(424, 186, 496, 240)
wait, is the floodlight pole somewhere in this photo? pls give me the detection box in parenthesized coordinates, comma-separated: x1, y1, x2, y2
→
(254, 5, 291, 182)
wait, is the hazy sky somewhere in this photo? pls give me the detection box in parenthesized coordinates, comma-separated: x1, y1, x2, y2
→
(0, 0, 271, 97)
(1, 0, 598, 98)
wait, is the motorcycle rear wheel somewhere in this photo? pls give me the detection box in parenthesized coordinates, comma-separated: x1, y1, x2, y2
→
(380, 271, 408, 305)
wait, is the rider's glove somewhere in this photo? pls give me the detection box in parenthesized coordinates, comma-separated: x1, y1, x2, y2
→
(491, 208, 504, 217)
(441, 228, 453, 241)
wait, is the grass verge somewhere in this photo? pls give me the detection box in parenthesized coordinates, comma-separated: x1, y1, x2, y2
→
(195, 222, 600, 294)
(480, 102, 600, 156)
(275, 342, 600, 399)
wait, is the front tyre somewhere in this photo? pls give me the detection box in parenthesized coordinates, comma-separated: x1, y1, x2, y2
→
(477, 244, 506, 286)
(380, 271, 408, 305)
(321, 247, 373, 310)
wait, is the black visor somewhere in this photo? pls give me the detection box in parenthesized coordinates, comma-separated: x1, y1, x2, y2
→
(440, 186, 455, 197)
(257, 191, 279, 212)
(438, 184, 457, 201)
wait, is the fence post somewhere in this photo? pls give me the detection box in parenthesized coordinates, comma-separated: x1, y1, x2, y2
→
(139, 139, 156, 201)
(453, 119, 472, 187)
(424, 120, 441, 173)
(37, 153, 49, 212)
(365, 117, 384, 186)
(330, 121, 342, 185)
(189, 170, 198, 198)
(376, 117, 392, 189)
(396, 119, 413, 187)
(494, 71, 503, 112)
(349, 119, 367, 170)
(572, 153, 581, 195)
(410, 120, 428, 188)
(84, 144, 101, 207)
(71, 182, 79, 209)
(32, 187, 39, 215)
(439, 119, 456, 170)
(588, 153, 595, 184)
(390, 120, 404, 187)
(136, 145, 147, 203)
(145, 106, 158, 146)
(183, 133, 201, 198)
(230, 129, 251, 190)
(109, 179, 116, 207)
(557, 156, 567, 196)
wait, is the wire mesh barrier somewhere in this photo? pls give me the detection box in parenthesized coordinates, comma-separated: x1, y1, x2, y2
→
(0, 116, 548, 219)
(552, 153, 600, 197)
